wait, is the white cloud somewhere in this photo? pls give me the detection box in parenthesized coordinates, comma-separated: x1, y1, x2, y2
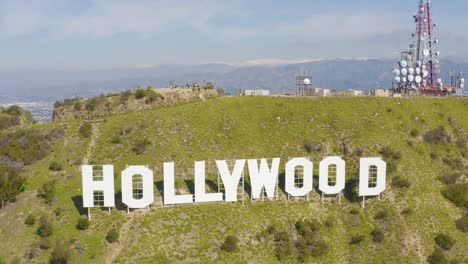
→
(278, 12, 410, 40)
(0, 0, 246, 38)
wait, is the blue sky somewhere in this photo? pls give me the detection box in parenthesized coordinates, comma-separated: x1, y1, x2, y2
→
(0, 0, 467, 71)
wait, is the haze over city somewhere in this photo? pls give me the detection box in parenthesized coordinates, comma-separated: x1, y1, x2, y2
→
(1, 0, 468, 71)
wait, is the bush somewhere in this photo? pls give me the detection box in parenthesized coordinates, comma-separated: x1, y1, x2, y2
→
(424, 126, 452, 144)
(441, 184, 468, 209)
(134, 89, 146, 99)
(430, 152, 439, 160)
(0, 164, 26, 208)
(48, 161, 62, 171)
(50, 241, 70, 264)
(349, 234, 365, 245)
(132, 138, 151, 155)
(303, 141, 322, 153)
(428, 248, 448, 264)
(110, 135, 121, 144)
(78, 122, 93, 138)
(455, 215, 468, 232)
(371, 228, 384, 243)
(402, 208, 413, 216)
(440, 173, 461, 185)
(0, 256, 5, 264)
(391, 176, 411, 188)
(39, 237, 52, 249)
(220, 235, 239, 252)
(434, 234, 455, 250)
(25, 213, 36, 226)
(410, 129, 420, 137)
(37, 215, 53, 237)
(73, 101, 82, 111)
(295, 220, 320, 238)
(374, 210, 389, 220)
(106, 228, 119, 243)
(349, 208, 360, 215)
(119, 90, 131, 104)
(39, 180, 56, 205)
(76, 216, 89, 230)
(325, 216, 336, 228)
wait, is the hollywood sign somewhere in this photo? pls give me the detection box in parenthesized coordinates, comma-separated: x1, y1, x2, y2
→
(82, 157, 386, 213)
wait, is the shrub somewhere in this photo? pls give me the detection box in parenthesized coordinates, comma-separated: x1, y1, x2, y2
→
(132, 138, 151, 155)
(50, 241, 70, 264)
(349, 234, 365, 245)
(296, 238, 329, 260)
(37, 215, 53, 237)
(78, 122, 93, 138)
(430, 152, 439, 160)
(119, 90, 131, 104)
(39, 180, 56, 205)
(391, 176, 411, 188)
(303, 141, 322, 153)
(39, 237, 52, 249)
(25, 213, 36, 226)
(442, 157, 464, 170)
(371, 228, 384, 243)
(410, 129, 420, 137)
(110, 135, 121, 144)
(0, 164, 26, 208)
(220, 235, 239, 252)
(76, 216, 89, 230)
(434, 234, 455, 250)
(134, 89, 146, 99)
(441, 184, 468, 209)
(424, 126, 452, 144)
(428, 248, 448, 264)
(374, 210, 389, 220)
(84, 98, 98, 111)
(106, 228, 119, 243)
(73, 101, 82, 111)
(349, 208, 360, 215)
(402, 208, 413, 216)
(325, 216, 336, 228)
(48, 161, 62, 171)
(455, 215, 468, 232)
(0, 257, 5, 264)
(295, 220, 320, 238)
(440, 173, 461, 185)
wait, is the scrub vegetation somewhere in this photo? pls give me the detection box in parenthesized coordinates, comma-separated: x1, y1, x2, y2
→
(0, 96, 466, 263)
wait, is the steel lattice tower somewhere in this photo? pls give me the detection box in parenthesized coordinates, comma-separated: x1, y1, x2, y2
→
(414, 0, 440, 86)
(393, 0, 442, 95)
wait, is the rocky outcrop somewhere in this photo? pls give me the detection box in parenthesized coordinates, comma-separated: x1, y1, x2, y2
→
(52, 87, 218, 122)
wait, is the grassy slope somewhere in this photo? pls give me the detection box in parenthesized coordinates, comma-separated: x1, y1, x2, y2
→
(0, 96, 466, 264)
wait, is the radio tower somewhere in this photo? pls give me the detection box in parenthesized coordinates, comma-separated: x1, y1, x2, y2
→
(393, 0, 442, 95)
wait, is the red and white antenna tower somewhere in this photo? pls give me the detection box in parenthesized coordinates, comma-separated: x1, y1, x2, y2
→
(393, 0, 442, 94)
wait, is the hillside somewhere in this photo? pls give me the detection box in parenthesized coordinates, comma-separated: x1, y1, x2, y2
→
(0, 96, 467, 264)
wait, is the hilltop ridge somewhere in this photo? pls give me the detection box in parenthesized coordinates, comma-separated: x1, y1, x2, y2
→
(0, 96, 466, 263)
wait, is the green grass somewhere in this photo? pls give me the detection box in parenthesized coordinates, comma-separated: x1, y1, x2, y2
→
(0, 96, 467, 263)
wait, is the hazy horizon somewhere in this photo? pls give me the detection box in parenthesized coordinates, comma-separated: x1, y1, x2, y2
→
(1, 0, 468, 72)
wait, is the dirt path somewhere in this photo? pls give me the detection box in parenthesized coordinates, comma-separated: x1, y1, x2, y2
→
(105, 212, 143, 264)
(82, 123, 99, 165)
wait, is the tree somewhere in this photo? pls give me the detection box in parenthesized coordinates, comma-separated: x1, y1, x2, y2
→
(78, 123, 93, 138)
(434, 234, 455, 250)
(39, 180, 56, 205)
(0, 164, 25, 208)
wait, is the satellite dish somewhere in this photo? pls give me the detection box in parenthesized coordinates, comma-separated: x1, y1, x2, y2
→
(401, 68, 408, 76)
(417, 61, 421, 66)
(416, 67, 421, 75)
(422, 70, 429, 77)
(461, 84, 465, 89)
(461, 78, 465, 84)
(402, 77, 408, 83)
(400, 60, 408, 67)
(394, 76, 401, 83)
(415, 76, 422, 83)
(436, 51, 440, 56)
(303, 78, 311, 85)
(435, 39, 439, 44)
(393, 69, 401, 76)
(408, 67, 415, 75)
(437, 78, 442, 84)
(408, 75, 415, 82)
(423, 49, 430, 57)
(406, 55, 412, 61)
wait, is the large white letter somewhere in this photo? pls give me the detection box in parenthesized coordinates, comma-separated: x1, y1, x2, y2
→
(359, 158, 387, 196)
(82, 165, 115, 207)
(216, 159, 246, 202)
(248, 158, 280, 199)
(163, 162, 194, 205)
(319, 156, 345, 195)
(285, 158, 313, 197)
(121, 166, 154, 208)
(195, 161, 223, 203)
